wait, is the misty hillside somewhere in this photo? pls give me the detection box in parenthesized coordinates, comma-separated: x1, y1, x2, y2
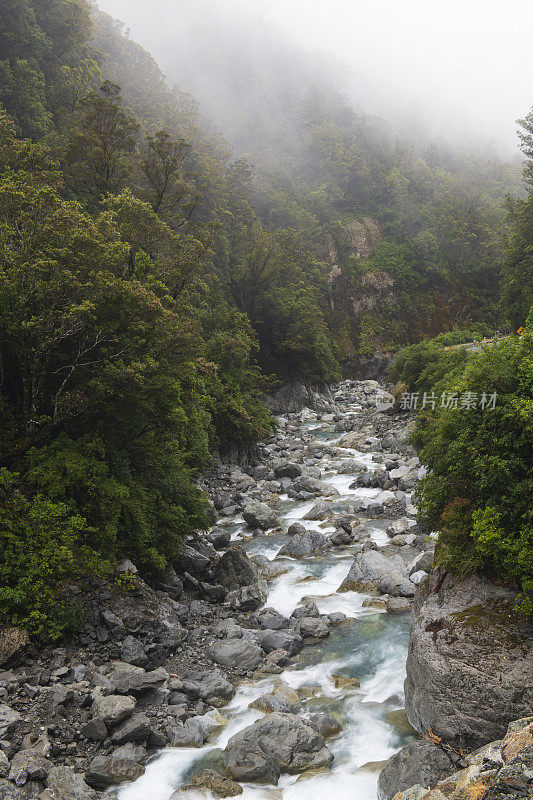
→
(88, 1, 524, 363)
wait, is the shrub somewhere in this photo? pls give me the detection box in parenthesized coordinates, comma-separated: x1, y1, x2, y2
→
(0, 469, 105, 640)
(415, 324, 533, 607)
(389, 327, 498, 397)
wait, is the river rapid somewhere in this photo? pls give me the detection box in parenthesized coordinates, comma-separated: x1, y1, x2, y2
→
(117, 387, 419, 800)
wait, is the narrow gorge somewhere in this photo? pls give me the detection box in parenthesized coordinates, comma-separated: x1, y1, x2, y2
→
(1, 382, 530, 800)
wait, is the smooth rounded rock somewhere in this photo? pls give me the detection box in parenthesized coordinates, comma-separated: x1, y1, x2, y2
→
(224, 713, 333, 783)
(209, 640, 263, 672)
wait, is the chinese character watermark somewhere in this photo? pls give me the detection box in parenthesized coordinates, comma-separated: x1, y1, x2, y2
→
(390, 390, 498, 412)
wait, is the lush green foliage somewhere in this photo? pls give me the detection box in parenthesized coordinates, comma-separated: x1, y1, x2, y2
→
(414, 327, 533, 605)
(0, 468, 101, 640)
(388, 327, 493, 395)
(0, 116, 213, 570)
(0, 110, 273, 636)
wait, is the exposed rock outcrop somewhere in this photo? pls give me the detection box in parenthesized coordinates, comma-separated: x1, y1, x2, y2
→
(405, 572, 533, 748)
(0, 628, 30, 669)
(242, 501, 280, 531)
(384, 717, 533, 800)
(172, 769, 243, 797)
(377, 739, 458, 800)
(262, 383, 334, 415)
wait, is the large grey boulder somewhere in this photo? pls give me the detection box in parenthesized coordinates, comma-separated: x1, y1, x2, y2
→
(182, 668, 235, 707)
(337, 430, 369, 449)
(336, 459, 368, 474)
(91, 694, 136, 727)
(386, 518, 413, 537)
(389, 465, 411, 481)
(338, 550, 415, 596)
(243, 501, 279, 530)
(291, 601, 320, 620)
(250, 608, 290, 631)
(296, 616, 330, 639)
(408, 550, 434, 576)
(214, 546, 268, 610)
(307, 713, 343, 738)
(111, 713, 152, 744)
(120, 635, 148, 667)
(85, 743, 145, 789)
(8, 749, 51, 784)
(46, 766, 98, 799)
(330, 528, 353, 546)
(209, 640, 263, 672)
(249, 692, 299, 714)
(224, 713, 333, 784)
(292, 476, 339, 497)
(213, 618, 243, 639)
(207, 526, 232, 550)
(287, 522, 307, 536)
(113, 667, 168, 695)
(405, 572, 533, 748)
(175, 544, 212, 577)
(377, 739, 456, 800)
(169, 717, 206, 747)
(303, 501, 331, 521)
(260, 561, 289, 581)
(214, 547, 260, 589)
(277, 529, 328, 559)
(257, 629, 303, 657)
(226, 580, 268, 612)
(273, 460, 302, 479)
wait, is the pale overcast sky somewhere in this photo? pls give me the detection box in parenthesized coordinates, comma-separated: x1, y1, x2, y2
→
(96, 0, 532, 155)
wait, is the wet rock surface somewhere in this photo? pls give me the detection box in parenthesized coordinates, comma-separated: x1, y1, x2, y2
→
(339, 550, 417, 596)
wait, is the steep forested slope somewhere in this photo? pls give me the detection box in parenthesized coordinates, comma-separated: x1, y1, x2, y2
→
(127, 0, 523, 352)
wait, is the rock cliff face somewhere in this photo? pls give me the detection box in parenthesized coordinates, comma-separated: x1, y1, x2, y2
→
(262, 382, 335, 414)
(404, 572, 533, 749)
(325, 216, 475, 376)
(352, 270, 396, 314)
(326, 217, 382, 272)
(326, 218, 396, 376)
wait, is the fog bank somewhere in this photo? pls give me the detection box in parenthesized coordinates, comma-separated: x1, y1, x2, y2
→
(96, 0, 532, 156)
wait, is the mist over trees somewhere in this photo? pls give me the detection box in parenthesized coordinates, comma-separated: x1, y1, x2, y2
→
(97, 0, 532, 156)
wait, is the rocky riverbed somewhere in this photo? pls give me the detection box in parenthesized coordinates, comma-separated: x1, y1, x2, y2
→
(0, 379, 530, 800)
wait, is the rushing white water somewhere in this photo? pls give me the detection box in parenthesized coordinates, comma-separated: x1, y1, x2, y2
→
(117, 411, 412, 800)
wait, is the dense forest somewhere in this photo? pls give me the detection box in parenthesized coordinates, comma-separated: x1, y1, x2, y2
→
(0, 0, 531, 637)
